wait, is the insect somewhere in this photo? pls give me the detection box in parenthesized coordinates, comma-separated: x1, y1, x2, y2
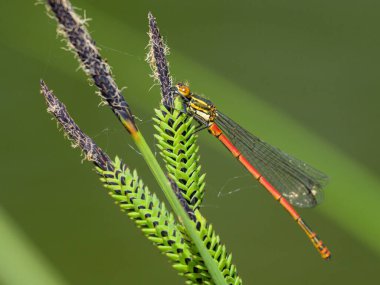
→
(172, 82, 331, 260)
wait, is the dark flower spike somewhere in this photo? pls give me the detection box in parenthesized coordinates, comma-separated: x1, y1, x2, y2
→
(147, 12, 173, 107)
(46, 0, 137, 134)
(40, 80, 112, 170)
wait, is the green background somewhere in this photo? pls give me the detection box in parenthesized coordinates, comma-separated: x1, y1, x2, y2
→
(1, 0, 379, 284)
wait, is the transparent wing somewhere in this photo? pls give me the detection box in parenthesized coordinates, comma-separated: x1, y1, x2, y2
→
(215, 112, 328, 208)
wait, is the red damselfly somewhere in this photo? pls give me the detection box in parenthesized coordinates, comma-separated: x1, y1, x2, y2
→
(172, 83, 331, 260)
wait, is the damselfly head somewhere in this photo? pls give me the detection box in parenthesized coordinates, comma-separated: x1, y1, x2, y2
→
(175, 82, 191, 98)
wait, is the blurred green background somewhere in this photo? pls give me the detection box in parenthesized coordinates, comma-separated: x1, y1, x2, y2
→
(1, 0, 379, 284)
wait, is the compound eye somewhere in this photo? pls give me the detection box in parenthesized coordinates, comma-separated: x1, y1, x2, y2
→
(176, 84, 191, 97)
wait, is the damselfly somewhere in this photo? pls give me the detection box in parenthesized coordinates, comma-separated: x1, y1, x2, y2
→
(172, 83, 331, 260)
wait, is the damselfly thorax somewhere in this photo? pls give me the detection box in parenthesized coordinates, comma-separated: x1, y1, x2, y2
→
(174, 82, 217, 125)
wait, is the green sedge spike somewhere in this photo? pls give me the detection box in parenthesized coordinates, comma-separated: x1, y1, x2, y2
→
(153, 103, 206, 211)
(176, 209, 243, 285)
(154, 102, 243, 285)
(193, 210, 242, 285)
(148, 15, 242, 283)
(97, 157, 213, 284)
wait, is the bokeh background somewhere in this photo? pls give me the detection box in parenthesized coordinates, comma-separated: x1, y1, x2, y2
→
(1, 0, 379, 284)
